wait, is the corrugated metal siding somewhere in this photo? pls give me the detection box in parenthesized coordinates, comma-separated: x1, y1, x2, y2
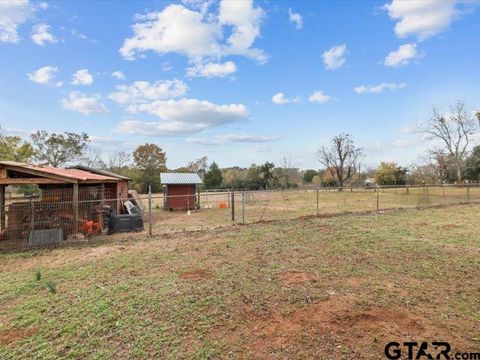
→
(160, 173, 202, 185)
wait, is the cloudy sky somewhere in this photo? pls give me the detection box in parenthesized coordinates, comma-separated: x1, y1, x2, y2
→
(0, 0, 479, 169)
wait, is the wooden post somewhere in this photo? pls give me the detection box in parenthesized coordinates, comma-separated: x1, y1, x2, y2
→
(467, 185, 470, 203)
(99, 184, 105, 229)
(0, 185, 5, 231)
(316, 187, 319, 216)
(376, 186, 380, 211)
(73, 183, 79, 235)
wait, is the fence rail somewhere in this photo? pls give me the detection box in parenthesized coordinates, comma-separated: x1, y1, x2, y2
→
(1, 184, 479, 251)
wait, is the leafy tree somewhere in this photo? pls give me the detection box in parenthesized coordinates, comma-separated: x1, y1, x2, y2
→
(465, 145, 480, 182)
(374, 162, 407, 185)
(259, 162, 276, 189)
(133, 143, 167, 192)
(203, 162, 223, 189)
(31, 130, 89, 167)
(317, 133, 363, 190)
(244, 164, 264, 190)
(0, 134, 35, 162)
(303, 169, 318, 183)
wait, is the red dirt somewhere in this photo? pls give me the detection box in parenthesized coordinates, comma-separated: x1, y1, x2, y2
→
(224, 295, 472, 358)
(0, 327, 38, 346)
(277, 271, 319, 285)
(179, 269, 212, 281)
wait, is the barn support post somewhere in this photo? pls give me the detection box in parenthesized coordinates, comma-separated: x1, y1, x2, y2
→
(99, 184, 105, 230)
(73, 183, 79, 235)
(148, 183, 152, 237)
(0, 185, 5, 230)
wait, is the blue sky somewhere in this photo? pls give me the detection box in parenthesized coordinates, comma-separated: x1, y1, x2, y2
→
(0, 0, 479, 170)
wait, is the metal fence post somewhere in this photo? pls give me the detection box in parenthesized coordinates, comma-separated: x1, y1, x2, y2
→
(231, 188, 235, 222)
(376, 186, 380, 211)
(467, 185, 470, 203)
(242, 190, 245, 224)
(148, 183, 152, 237)
(316, 188, 319, 216)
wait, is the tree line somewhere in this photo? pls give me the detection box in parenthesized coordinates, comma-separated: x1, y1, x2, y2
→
(1, 100, 479, 193)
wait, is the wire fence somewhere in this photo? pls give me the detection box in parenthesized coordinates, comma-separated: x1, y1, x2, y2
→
(1, 184, 479, 251)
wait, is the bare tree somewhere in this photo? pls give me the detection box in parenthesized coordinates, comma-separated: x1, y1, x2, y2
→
(420, 101, 477, 181)
(82, 147, 106, 169)
(108, 151, 131, 173)
(316, 133, 363, 190)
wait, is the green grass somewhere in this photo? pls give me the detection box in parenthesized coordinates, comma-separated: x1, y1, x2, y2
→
(0, 204, 479, 359)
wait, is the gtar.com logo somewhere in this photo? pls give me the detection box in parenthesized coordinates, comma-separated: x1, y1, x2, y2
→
(384, 341, 480, 360)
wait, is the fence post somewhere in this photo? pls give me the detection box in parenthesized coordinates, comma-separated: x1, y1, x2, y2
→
(376, 186, 380, 211)
(242, 190, 245, 224)
(148, 183, 152, 237)
(316, 187, 319, 216)
(231, 188, 235, 222)
(467, 185, 470, 203)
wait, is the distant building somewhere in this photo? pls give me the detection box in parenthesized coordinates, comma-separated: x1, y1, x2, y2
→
(365, 178, 376, 187)
(160, 173, 203, 211)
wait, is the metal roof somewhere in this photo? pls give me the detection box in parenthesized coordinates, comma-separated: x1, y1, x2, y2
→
(160, 172, 203, 185)
(70, 165, 132, 181)
(0, 161, 119, 182)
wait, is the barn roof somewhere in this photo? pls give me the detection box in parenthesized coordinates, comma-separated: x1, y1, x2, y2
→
(70, 165, 131, 181)
(0, 161, 119, 183)
(160, 172, 203, 185)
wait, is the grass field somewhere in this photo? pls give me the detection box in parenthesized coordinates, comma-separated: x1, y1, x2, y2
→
(0, 203, 479, 359)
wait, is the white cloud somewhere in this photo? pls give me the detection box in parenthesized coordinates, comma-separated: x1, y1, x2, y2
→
(322, 44, 346, 70)
(60, 91, 108, 115)
(117, 98, 248, 135)
(39, 2, 48, 10)
(0, 0, 33, 43)
(271, 92, 299, 105)
(111, 71, 125, 80)
(186, 61, 237, 78)
(187, 133, 279, 145)
(384, 43, 420, 67)
(120, 0, 266, 65)
(383, 0, 462, 41)
(354, 82, 407, 94)
(27, 65, 58, 84)
(308, 90, 331, 103)
(71, 69, 94, 85)
(109, 79, 187, 104)
(288, 8, 303, 30)
(31, 23, 56, 46)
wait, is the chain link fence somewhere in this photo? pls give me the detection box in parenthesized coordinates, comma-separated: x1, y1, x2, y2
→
(1, 184, 479, 251)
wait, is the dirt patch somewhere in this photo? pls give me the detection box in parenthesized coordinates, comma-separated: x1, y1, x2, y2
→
(439, 223, 460, 229)
(0, 327, 38, 346)
(413, 222, 429, 227)
(179, 269, 212, 281)
(229, 295, 470, 357)
(277, 271, 318, 285)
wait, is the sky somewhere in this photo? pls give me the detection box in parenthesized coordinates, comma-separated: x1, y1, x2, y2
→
(0, 0, 479, 170)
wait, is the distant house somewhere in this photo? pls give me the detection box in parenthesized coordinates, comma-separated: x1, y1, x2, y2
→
(160, 173, 203, 211)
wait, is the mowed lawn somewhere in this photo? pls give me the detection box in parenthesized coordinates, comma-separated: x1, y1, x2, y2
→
(0, 205, 479, 359)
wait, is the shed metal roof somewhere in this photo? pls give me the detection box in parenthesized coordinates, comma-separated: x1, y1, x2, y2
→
(160, 172, 202, 185)
(70, 165, 132, 181)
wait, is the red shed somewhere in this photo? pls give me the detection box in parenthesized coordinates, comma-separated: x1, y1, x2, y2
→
(160, 173, 202, 211)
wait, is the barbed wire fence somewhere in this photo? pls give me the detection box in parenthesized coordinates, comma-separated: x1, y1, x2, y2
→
(1, 184, 479, 251)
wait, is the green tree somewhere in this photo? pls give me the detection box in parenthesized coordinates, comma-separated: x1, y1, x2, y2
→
(31, 131, 89, 167)
(303, 169, 318, 183)
(374, 162, 407, 185)
(203, 162, 223, 189)
(0, 134, 35, 162)
(465, 145, 480, 182)
(259, 162, 276, 189)
(133, 143, 167, 192)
